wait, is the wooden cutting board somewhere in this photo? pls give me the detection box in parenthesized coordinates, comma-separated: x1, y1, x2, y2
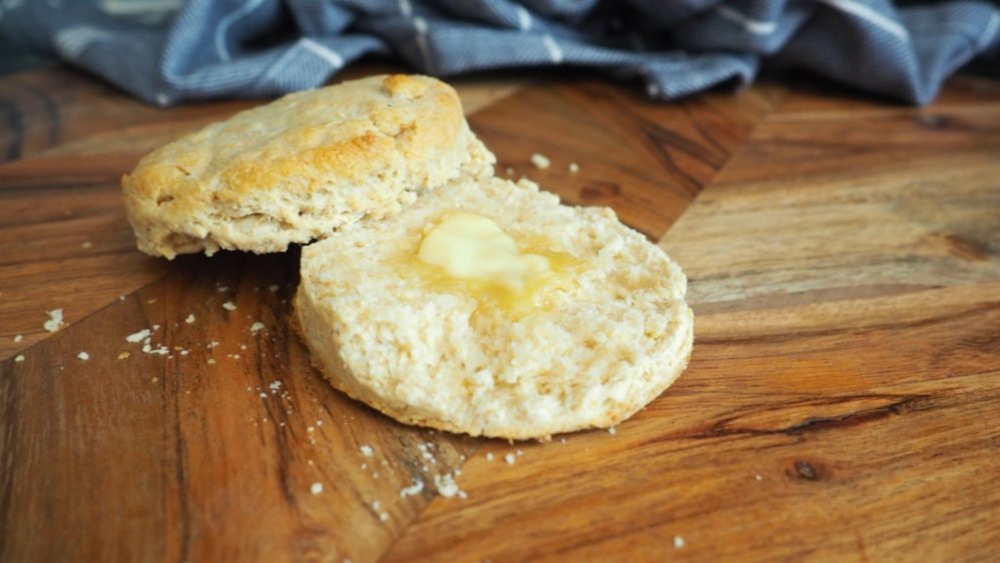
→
(1, 66, 998, 562)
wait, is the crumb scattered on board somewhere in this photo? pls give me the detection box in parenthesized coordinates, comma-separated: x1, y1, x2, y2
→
(14, 334, 23, 343)
(125, 328, 150, 343)
(568, 162, 580, 174)
(250, 322, 265, 333)
(372, 500, 389, 522)
(185, 314, 196, 324)
(310, 482, 323, 495)
(530, 153, 551, 169)
(399, 479, 424, 498)
(674, 535, 685, 549)
(14, 355, 25, 363)
(433, 472, 465, 499)
(43, 309, 65, 332)
(123, 326, 172, 356)
(77, 351, 89, 361)
(222, 301, 237, 311)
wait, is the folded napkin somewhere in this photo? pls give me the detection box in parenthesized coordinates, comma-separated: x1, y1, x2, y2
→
(1, 0, 997, 106)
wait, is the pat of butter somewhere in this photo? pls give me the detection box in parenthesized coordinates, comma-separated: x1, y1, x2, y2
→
(418, 213, 551, 292)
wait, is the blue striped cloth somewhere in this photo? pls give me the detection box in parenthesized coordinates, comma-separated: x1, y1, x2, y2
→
(1, 0, 998, 106)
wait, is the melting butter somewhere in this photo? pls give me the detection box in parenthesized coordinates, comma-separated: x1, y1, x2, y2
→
(409, 212, 578, 315)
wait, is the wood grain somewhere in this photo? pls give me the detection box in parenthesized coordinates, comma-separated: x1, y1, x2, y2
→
(382, 79, 1000, 561)
(0, 66, 775, 562)
(0, 154, 170, 360)
(2, 64, 997, 563)
(470, 79, 780, 240)
(0, 67, 523, 361)
(1, 250, 482, 562)
(0, 65, 521, 164)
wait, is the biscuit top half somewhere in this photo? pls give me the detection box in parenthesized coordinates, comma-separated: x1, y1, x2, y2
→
(122, 74, 494, 259)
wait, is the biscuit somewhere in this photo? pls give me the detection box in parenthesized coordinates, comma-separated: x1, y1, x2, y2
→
(122, 74, 494, 258)
(294, 177, 694, 440)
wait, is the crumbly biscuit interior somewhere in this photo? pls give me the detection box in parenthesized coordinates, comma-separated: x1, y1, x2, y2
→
(296, 177, 693, 439)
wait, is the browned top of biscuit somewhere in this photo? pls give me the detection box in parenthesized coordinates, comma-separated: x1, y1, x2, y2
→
(121, 74, 493, 258)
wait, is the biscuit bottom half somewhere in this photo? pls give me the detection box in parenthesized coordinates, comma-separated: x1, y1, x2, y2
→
(294, 177, 694, 440)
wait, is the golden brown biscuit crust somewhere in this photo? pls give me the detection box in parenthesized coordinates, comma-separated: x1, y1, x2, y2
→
(123, 74, 493, 258)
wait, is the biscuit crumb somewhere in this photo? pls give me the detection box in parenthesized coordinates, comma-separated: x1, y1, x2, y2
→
(433, 473, 461, 498)
(125, 329, 151, 343)
(486, 452, 494, 461)
(251, 322, 265, 333)
(568, 162, 580, 174)
(755, 474, 763, 481)
(268, 284, 280, 292)
(77, 351, 90, 361)
(222, 301, 237, 311)
(14, 354, 24, 363)
(504, 453, 516, 465)
(117, 352, 130, 360)
(530, 153, 551, 169)
(608, 426, 617, 435)
(81, 241, 93, 249)
(310, 482, 323, 495)
(143, 343, 169, 355)
(14, 334, 23, 343)
(417, 442, 436, 463)
(674, 535, 685, 549)
(505, 166, 515, 175)
(399, 479, 424, 498)
(185, 314, 196, 324)
(43, 309, 65, 333)
(360, 444, 374, 457)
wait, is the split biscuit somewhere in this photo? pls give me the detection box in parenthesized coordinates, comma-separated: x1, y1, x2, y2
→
(122, 74, 494, 258)
(294, 177, 694, 440)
